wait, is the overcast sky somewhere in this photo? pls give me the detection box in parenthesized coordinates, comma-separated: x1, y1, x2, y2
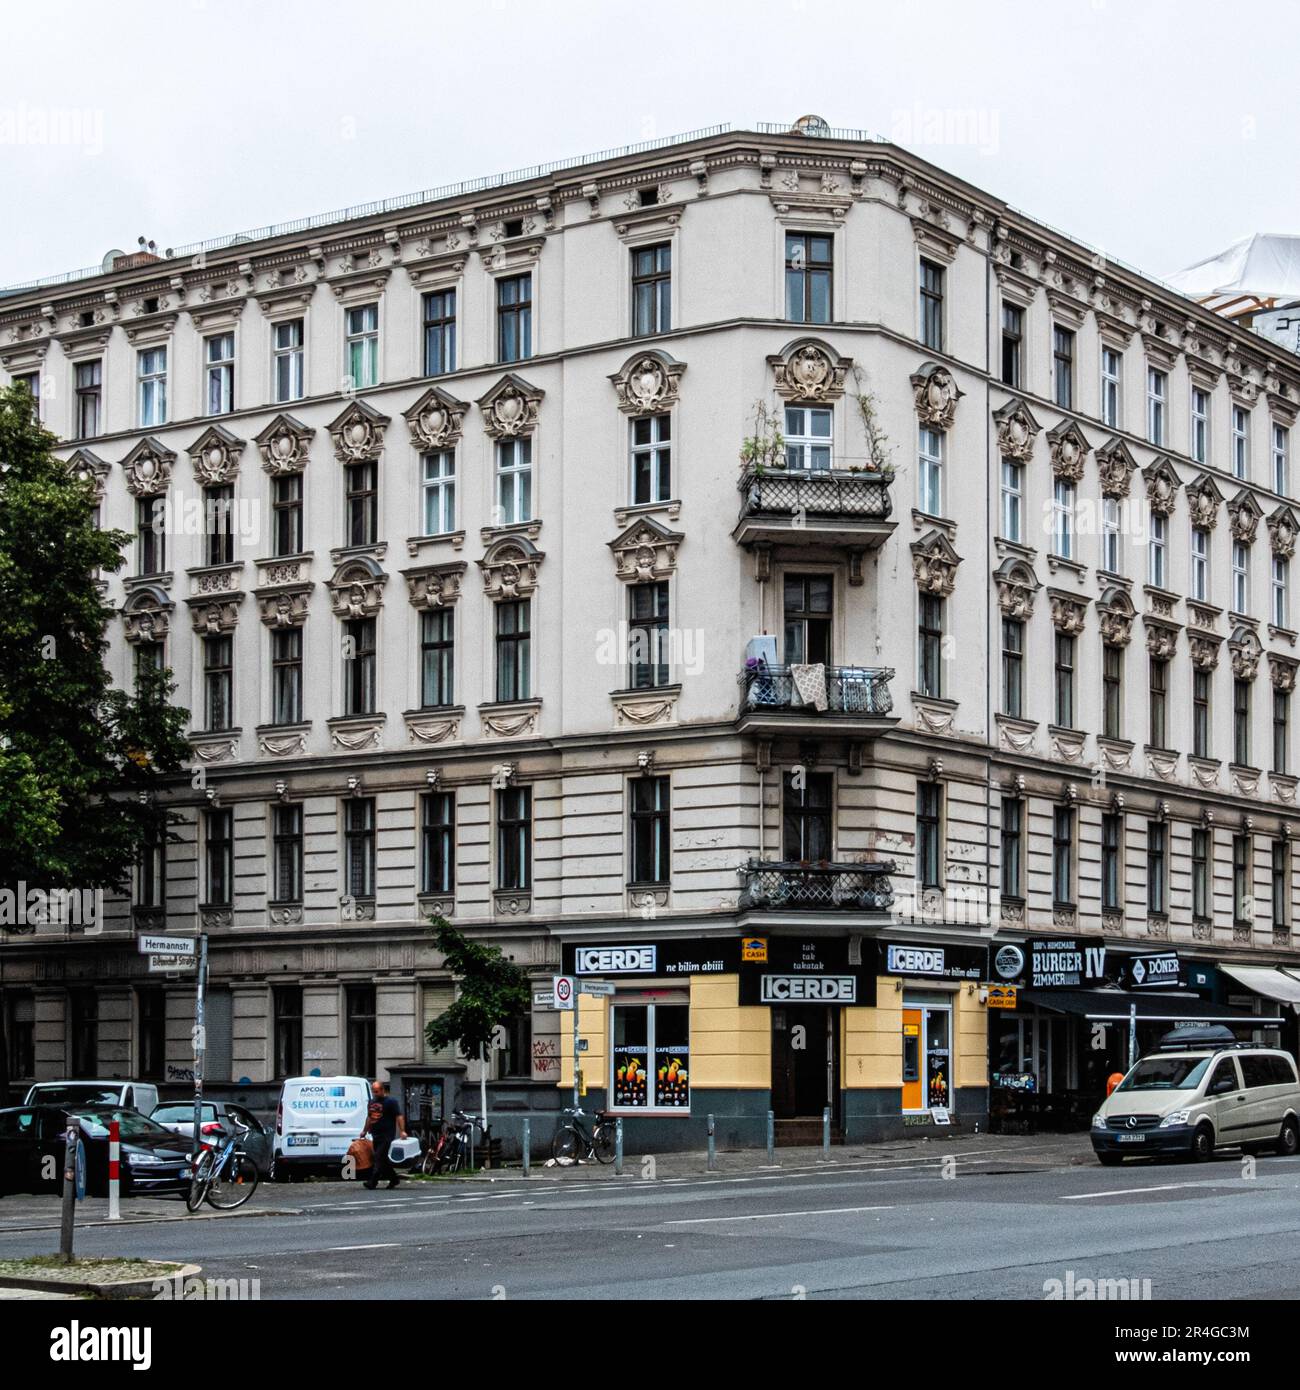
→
(4, 0, 1298, 290)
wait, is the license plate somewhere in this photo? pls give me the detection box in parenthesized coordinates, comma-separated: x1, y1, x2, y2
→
(1117, 1133, 1146, 1143)
(286, 1135, 317, 1148)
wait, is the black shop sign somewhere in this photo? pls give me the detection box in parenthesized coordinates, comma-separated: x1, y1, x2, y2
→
(739, 936, 875, 1006)
(561, 938, 739, 978)
(877, 941, 988, 981)
(1026, 939, 1109, 989)
(1119, 952, 1182, 990)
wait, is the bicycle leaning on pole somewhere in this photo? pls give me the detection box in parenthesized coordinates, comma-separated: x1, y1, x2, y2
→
(186, 1121, 259, 1212)
(550, 1106, 617, 1164)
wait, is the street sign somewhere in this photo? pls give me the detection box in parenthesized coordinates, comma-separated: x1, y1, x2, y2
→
(986, 984, 1018, 1010)
(137, 933, 196, 957)
(148, 953, 196, 973)
(533, 989, 556, 1008)
(74, 1138, 86, 1200)
(579, 980, 615, 997)
(552, 975, 575, 1010)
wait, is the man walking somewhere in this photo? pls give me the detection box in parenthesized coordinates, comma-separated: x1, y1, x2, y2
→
(362, 1079, 408, 1190)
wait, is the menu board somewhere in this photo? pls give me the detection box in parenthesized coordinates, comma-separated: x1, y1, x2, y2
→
(654, 1048, 690, 1108)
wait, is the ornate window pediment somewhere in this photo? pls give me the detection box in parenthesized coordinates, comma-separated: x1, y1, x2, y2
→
(1142, 457, 1181, 517)
(1046, 419, 1090, 480)
(992, 398, 1041, 462)
(1268, 505, 1298, 558)
(478, 534, 544, 600)
(609, 516, 683, 583)
(609, 350, 686, 415)
(187, 593, 244, 635)
(767, 338, 852, 403)
(327, 554, 387, 618)
(256, 413, 314, 475)
(993, 557, 1041, 618)
(121, 584, 173, 643)
(1096, 437, 1139, 498)
(66, 448, 111, 502)
(910, 361, 963, 429)
(187, 424, 245, 487)
(256, 584, 313, 628)
(1270, 653, 1299, 691)
(403, 386, 469, 451)
(1049, 590, 1089, 635)
(120, 437, 176, 498)
(911, 528, 961, 597)
(1143, 616, 1179, 660)
(478, 374, 544, 439)
(1189, 632, 1223, 671)
(328, 399, 390, 463)
(1229, 624, 1263, 680)
(403, 561, 467, 610)
(1097, 585, 1136, 647)
(1228, 489, 1264, 545)
(1185, 473, 1225, 531)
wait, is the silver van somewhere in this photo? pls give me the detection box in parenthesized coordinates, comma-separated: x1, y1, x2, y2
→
(24, 1080, 161, 1116)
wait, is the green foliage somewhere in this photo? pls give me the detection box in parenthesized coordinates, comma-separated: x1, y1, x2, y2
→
(423, 915, 532, 1059)
(738, 400, 786, 473)
(849, 367, 894, 475)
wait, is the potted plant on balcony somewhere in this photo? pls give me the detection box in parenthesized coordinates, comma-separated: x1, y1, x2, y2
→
(739, 400, 786, 477)
(849, 368, 893, 476)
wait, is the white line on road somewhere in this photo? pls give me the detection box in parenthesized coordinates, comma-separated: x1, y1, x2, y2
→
(661, 1204, 895, 1225)
(1061, 1183, 1228, 1200)
(322, 1242, 401, 1251)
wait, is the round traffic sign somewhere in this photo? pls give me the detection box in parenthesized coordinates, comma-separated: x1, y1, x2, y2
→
(555, 976, 572, 1005)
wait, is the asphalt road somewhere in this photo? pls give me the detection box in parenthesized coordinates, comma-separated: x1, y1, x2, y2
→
(4, 1144, 1300, 1299)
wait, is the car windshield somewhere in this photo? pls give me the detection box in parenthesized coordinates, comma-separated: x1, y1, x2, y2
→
(70, 1109, 175, 1140)
(31, 1084, 123, 1106)
(1116, 1055, 1213, 1092)
(152, 1104, 217, 1124)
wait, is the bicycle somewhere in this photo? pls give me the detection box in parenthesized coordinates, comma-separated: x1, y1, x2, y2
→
(186, 1122, 260, 1212)
(550, 1106, 617, 1164)
(441, 1110, 486, 1174)
(419, 1119, 456, 1175)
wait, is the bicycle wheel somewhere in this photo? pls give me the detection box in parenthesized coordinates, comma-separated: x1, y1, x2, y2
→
(206, 1154, 259, 1210)
(551, 1125, 581, 1162)
(186, 1149, 215, 1213)
(593, 1123, 617, 1165)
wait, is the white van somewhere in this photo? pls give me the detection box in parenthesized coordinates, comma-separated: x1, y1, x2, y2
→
(24, 1080, 161, 1116)
(272, 1076, 371, 1180)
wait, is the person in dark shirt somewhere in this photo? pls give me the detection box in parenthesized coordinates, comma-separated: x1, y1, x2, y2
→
(361, 1079, 408, 1190)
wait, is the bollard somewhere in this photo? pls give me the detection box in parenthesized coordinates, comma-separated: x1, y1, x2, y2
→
(107, 1119, 121, 1221)
(766, 1110, 775, 1164)
(707, 1113, 716, 1171)
(822, 1106, 831, 1160)
(615, 1117, 624, 1176)
(522, 1118, 530, 1179)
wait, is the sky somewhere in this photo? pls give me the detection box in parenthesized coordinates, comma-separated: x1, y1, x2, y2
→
(3, 0, 1299, 291)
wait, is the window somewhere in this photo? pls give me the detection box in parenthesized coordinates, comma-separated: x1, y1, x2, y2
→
(785, 232, 832, 323)
(1000, 303, 1022, 387)
(783, 770, 832, 862)
(421, 451, 456, 535)
(1232, 541, 1250, 613)
(1148, 513, 1167, 588)
(1234, 677, 1252, 766)
(918, 593, 944, 698)
(785, 404, 833, 471)
(1052, 479, 1075, 559)
(1052, 806, 1075, 906)
(271, 804, 303, 904)
(1193, 668, 1211, 759)
(784, 574, 832, 665)
(495, 438, 532, 524)
(205, 333, 235, 415)
(1146, 367, 1166, 445)
(1052, 326, 1074, 408)
(919, 259, 944, 350)
(204, 634, 233, 732)
(1272, 840, 1289, 928)
(1101, 347, 1122, 428)
(1001, 618, 1023, 718)
(272, 319, 304, 402)
(916, 781, 942, 888)
(345, 985, 376, 1078)
(1274, 423, 1290, 496)
(70, 991, 97, 1077)
(343, 616, 376, 716)
(422, 289, 456, 376)
(136, 824, 166, 912)
(1232, 405, 1250, 480)
(495, 599, 530, 702)
(13, 370, 39, 421)
(1147, 821, 1167, 915)
(137, 347, 167, 426)
(629, 582, 669, 689)
(344, 797, 375, 900)
(137, 989, 164, 1080)
(918, 427, 944, 515)
(1190, 526, 1209, 601)
(496, 274, 532, 362)
(344, 303, 378, 388)
(1273, 555, 1290, 628)
(1103, 643, 1123, 740)
(1101, 496, 1121, 574)
(421, 792, 455, 894)
(1275, 688, 1291, 774)
(1232, 833, 1252, 925)
(1149, 657, 1168, 749)
(630, 776, 671, 884)
(420, 608, 454, 708)
(497, 786, 531, 890)
(136, 497, 165, 575)
(74, 359, 102, 438)
(1101, 813, 1123, 911)
(1000, 798, 1022, 900)
(1191, 387, 1210, 464)
(632, 243, 671, 336)
(271, 628, 303, 725)
(6, 994, 34, 1081)
(611, 1001, 689, 1111)
(1192, 828, 1210, 921)
(274, 987, 303, 1078)
(1000, 459, 1023, 541)
(205, 808, 232, 907)
(630, 415, 672, 503)
(134, 641, 163, 695)
(204, 484, 235, 567)
(345, 461, 377, 547)
(1054, 632, 1075, 728)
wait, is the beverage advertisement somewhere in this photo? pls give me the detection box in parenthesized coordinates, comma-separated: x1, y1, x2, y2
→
(654, 1047, 690, 1107)
(612, 1044, 649, 1107)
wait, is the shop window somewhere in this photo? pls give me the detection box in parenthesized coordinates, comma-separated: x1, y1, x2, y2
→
(610, 1001, 689, 1110)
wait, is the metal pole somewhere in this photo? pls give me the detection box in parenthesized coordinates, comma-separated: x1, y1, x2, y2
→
(766, 1109, 775, 1163)
(707, 1113, 716, 1171)
(521, 1118, 530, 1179)
(572, 995, 580, 1109)
(191, 934, 209, 1174)
(615, 1117, 624, 1176)
(107, 1119, 121, 1221)
(59, 1121, 77, 1262)
(1128, 1003, 1138, 1069)
(822, 1106, 831, 1159)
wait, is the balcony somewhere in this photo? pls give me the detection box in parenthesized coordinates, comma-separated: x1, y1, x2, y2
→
(732, 466, 895, 553)
(737, 662, 896, 737)
(738, 859, 896, 913)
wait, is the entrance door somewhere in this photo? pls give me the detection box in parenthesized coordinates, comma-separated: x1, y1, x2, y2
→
(902, 1009, 923, 1111)
(771, 1006, 838, 1118)
(902, 1005, 952, 1112)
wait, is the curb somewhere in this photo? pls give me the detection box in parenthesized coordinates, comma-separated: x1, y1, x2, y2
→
(0, 1262, 201, 1301)
(0, 1207, 303, 1235)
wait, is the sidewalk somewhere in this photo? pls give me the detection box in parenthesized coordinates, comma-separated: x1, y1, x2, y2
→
(0, 1194, 301, 1233)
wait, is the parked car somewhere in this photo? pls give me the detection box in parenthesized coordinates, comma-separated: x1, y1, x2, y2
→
(23, 1081, 160, 1115)
(1092, 1034, 1300, 1165)
(272, 1075, 371, 1180)
(0, 1104, 192, 1197)
(150, 1100, 273, 1175)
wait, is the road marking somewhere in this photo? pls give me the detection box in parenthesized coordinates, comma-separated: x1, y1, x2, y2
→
(1061, 1183, 1218, 1200)
(661, 1204, 895, 1225)
(323, 1242, 401, 1251)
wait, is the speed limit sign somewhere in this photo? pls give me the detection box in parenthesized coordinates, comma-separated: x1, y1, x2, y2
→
(552, 975, 575, 1010)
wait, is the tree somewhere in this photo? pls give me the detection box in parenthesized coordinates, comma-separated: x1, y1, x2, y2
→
(424, 915, 532, 1134)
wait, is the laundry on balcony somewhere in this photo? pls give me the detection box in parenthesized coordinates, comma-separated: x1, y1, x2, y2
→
(789, 662, 829, 711)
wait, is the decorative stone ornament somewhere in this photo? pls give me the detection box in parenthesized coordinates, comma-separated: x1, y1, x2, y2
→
(993, 557, 1041, 619)
(477, 374, 544, 439)
(403, 562, 467, 610)
(767, 339, 852, 403)
(187, 424, 245, 487)
(256, 414, 314, 475)
(257, 586, 312, 628)
(1268, 505, 1299, 558)
(1189, 634, 1223, 671)
(1144, 619, 1178, 661)
(120, 436, 176, 497)
(1142, 457, 1181, 517)
(991, 398, 1041, 462)
(910, 529, 961, 597)
(608, 516, 683, 583)
(1229, 625, 1263, 681)
(1096, 437, 1139, 498)
(403, 387, 468, 451)
(478, 534, 544, 600)
(1049, 591, 1088, 635)
(1046, 420, 1090, 481)
(910, 362, 963, 429)
(121, 585, 173, 643)
(1270, 653, 1299, 692)
(327, 399, 389, 462)
(65, 448, 110, 502)
(327, 555, 388, 618)
(1228, 489, 1264, 545)
(609, 350, 687, 415)
(1184, 474, 1225, 530)
(1097, 586, 1136, 647)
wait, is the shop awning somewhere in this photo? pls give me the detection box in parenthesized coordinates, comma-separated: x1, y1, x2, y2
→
(1219, 964, 1300, 1013)
(1018, 989, 1282, 1026)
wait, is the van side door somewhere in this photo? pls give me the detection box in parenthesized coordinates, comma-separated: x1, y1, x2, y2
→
(1206, 1056, 1249, 1144)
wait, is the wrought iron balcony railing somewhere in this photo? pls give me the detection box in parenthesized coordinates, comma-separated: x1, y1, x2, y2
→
(737, 465, 894, 522)
(739, 663, 895, 716)
(738, 859, 896, 912)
